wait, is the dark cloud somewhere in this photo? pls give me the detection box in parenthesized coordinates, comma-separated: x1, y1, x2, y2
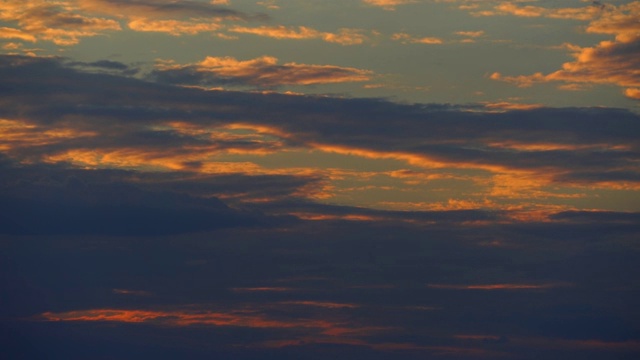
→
(66, 59, 140, 76)
(0, 161, 291, 236)
(1, 55, 640, 359)
(248, 199, 503, 223)
(549, 210, 640, 224)
(1, 207, 639, 359)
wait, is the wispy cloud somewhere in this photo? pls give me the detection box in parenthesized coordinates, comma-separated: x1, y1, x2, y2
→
(427, 283, 569, 290)
(0, 0, 269, 44)
(150, 55, 374, 88)
(0, 0, 121, 45)
(487, 1, 640, 100)
(229, 25, 368, 45)
(1, 55, 639, 221)
(363, 0, 418, 11)
(474, 1, 604, 20)
(77, 0, 259, 20)
(391, 32, 444, 44)
(127, 18, 223, 36)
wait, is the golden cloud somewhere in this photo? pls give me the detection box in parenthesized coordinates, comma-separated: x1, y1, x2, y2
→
(0, 0, 120, 45)
(454, 30, 484, 38)
(0, 27, 37, 42)
(154, 55, 373, 86)
(362, 0, 417, 11)
(391, 32, 443, 44)
(489, 2, 640, 99)
(229, 25, 368, 45)
(476, 1, 603, 20)
(127, 18, 222, 35)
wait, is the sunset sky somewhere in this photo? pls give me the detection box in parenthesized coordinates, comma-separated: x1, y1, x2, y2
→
(1, 1, 639, 359)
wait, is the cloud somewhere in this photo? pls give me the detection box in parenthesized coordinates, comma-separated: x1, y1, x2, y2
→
(77, 0, 260, 21)
(487, 1, 640, 99)
(363, 0, 418, 11)
(5, 207, 637, 358)
(426, 283, 568, 290)
(76, 0, 267, 36)
(127, 18, 223, 36)
(625, 88, 640, 100)
(228, 25, 368, 45)
(0, 27, 37, 42)
(2, 3, 640, 359)
(40, 307, 343, 329)
(1, 54, 639, 210)
(257, 0, 279, 10)
(392, 29, 487, 45)
(150, 55, 374, 88)
(480, 101, 544, 111)
(0, 0, 267, 43)
(454, 30, 484, 38)
(0, 162, 280, 236)
(0, 0, 121, 45)
(391, 32, 444, 44)
(66, 59, 140, 76)
(2, 168, 638, 358)
(480, 1, 603, 20)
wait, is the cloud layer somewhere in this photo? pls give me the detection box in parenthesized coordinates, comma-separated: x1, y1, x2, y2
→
(1, 54, 639, 217)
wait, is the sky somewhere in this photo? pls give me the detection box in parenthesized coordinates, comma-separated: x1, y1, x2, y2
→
(0, 1, 639, 359)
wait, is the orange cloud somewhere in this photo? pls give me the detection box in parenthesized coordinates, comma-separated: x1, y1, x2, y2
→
(257, 1, 279, 10)
(310, 141, 636, 200)
(427, 283, 568, 290)
(128, 18, 222, 35)
(75, 0, 262, 36)
(310, 143, 534, 176)
(229, 25, 368, 45)
(77, 0, 248, 20)
(45, 147, 294, 174)
(154, 55, 373, 87)
(625, 88, 640, 100)
(0, 119, 97, 153)
(363, 0, 417, 11)
(38, 305, 386, 343)
(0, 27, 36, 42)
(485, 141, 629, 152)
(489, 2, 640, 99)
(454, 30, 484, 38)
(1, 42, 22, 50)
(476, 1, 603, 20)
(481, 101, 544, 111)
(40, 308, 323, 328)
(0, 0, 121, 45)
(290, 212, 383, 222)
(391, 32, 444, 44)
